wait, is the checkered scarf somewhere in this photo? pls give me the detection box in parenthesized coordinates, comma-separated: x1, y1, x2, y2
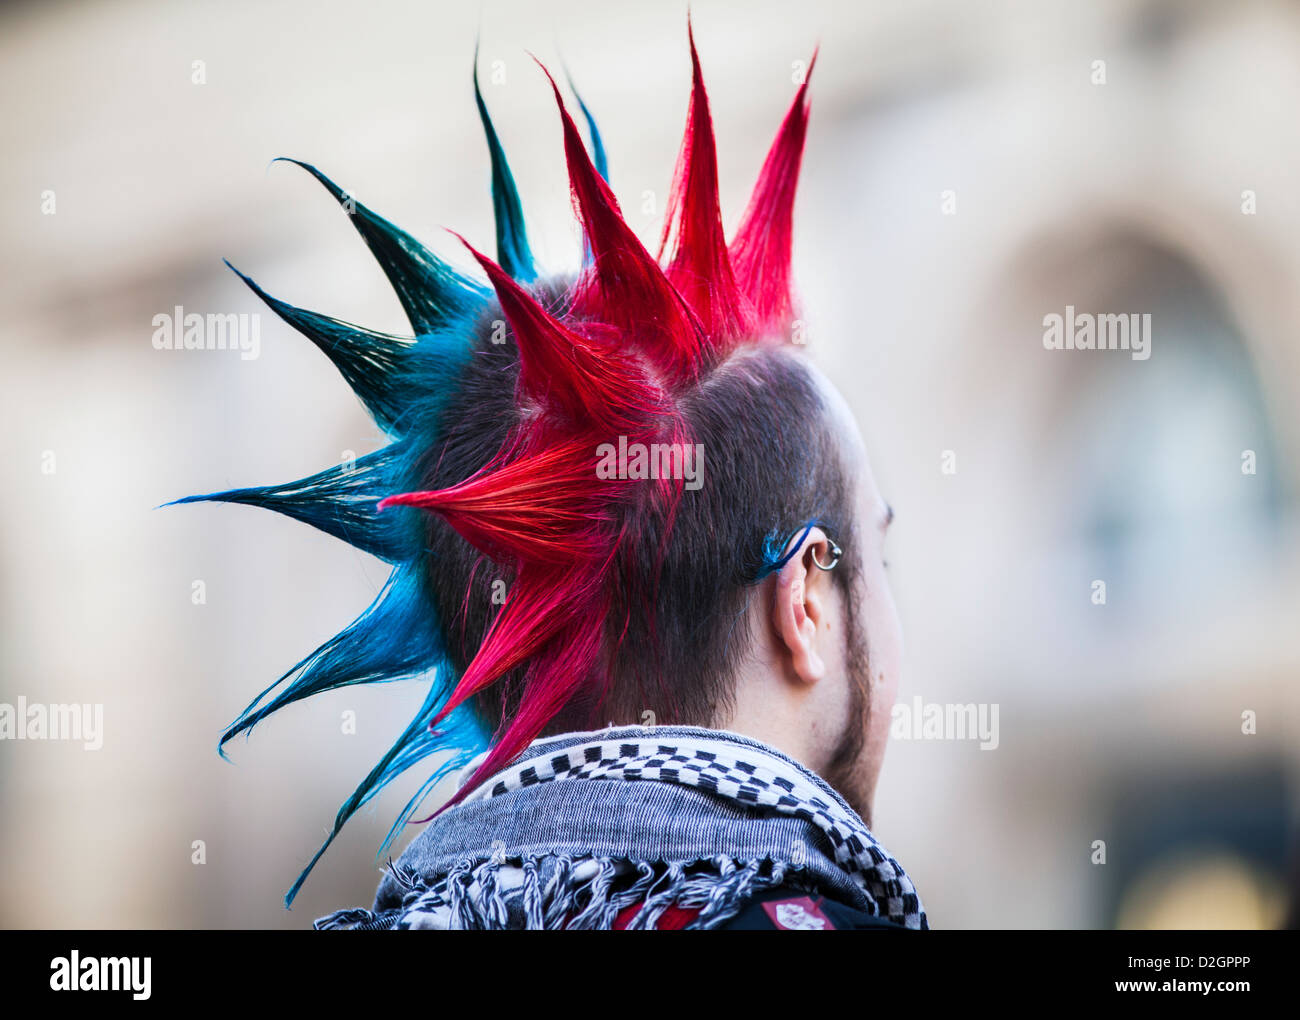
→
(316, 726, 928, 930)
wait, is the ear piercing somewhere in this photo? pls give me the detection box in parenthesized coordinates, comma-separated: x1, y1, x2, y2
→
(811, 537, 842, 572)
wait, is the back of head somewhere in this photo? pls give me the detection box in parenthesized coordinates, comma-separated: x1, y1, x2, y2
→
(442, 330, 856, 745)
(177, 30, 844, 905)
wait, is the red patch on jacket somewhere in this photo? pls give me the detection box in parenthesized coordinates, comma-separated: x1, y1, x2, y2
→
(761, 896, 835, 930)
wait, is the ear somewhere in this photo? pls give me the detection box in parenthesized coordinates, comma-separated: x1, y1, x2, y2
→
(770, 527, 835, 685)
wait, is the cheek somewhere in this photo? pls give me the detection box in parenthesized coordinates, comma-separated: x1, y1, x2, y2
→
(861, 564, 903, 714)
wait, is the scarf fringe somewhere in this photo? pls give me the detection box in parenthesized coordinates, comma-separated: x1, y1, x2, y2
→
(316, 852, 795, 930)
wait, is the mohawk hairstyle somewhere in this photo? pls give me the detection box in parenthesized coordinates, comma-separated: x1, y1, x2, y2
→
(174, 26, 830, 906)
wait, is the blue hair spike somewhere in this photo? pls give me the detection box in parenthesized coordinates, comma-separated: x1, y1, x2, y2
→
(224, 260, 479, 436)
(284, 685, 486, 908)
(225, 261, 421, 432)
(563, 68, 609, 182)
(474, 44, 538, 283)
(559, 67, 609, 269)
(272, 158, 489, 335)
(218, 567, 442, 752)
(165, 442, 415, 563)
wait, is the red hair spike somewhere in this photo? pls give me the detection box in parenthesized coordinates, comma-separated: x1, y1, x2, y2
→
(728, 47, 817, 335)
(534, 57, 707, 383)
(658, 19, 745, 345)
(454, 233, 667, 431)
(378, 436, 620, 567)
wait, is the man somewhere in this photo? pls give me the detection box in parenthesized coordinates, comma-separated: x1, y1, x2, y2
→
(178, 26, 926, 930)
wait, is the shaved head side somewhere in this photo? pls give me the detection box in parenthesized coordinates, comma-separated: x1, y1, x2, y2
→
(457, 345, 861, 740)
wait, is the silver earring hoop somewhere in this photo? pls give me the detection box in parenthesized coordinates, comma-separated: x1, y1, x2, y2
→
(811, 537, 842, 571)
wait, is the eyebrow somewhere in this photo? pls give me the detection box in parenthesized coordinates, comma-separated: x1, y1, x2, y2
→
(882, 503, 894, 528)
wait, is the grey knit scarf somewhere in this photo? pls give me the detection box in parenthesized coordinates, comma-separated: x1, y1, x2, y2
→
(315, 724, 928, 930)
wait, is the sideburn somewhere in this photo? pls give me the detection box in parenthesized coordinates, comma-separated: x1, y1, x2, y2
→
(820, 562, 872, 826)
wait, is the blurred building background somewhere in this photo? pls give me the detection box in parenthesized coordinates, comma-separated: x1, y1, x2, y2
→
(1, 0, 1296, 928)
